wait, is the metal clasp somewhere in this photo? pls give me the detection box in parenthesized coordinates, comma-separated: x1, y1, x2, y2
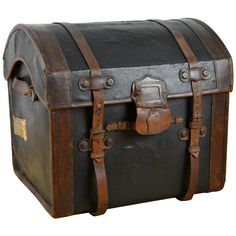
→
(131, 75, 172, 135)
(131, 75, 168, 108)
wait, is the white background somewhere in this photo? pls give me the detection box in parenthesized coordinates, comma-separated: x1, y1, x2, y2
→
(0, 0, 235, 235)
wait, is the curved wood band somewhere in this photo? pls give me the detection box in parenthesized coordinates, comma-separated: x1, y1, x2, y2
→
(57, 23, 108, 215)
(151, 20, 202, 200)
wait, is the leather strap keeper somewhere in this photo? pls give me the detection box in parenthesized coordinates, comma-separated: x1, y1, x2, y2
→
(106, 121, 136, 131)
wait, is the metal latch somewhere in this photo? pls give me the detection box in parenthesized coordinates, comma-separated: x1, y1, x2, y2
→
(131, 75, 172, 135)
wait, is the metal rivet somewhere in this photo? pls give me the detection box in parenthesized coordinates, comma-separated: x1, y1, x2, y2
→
(79, 139, 90, 152)
(104, 137, 113, 148)
(180, 70, 189, 82)
(202, 69, 210, 78)
(80, 79, 90, 88)
(106, 78, 114, 87)
(180, 129, 187, 138)
(200, 126, 207, 137)
(97, 103, 102, 111)
(178, 128, 189, 141)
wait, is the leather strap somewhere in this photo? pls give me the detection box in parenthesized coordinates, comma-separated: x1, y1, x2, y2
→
(57, 23, 108, 215)
(12, 77, 31, 96)
(12, 77, 38, 102)
(150, 20, 202, 200)
(106, 121, 136, 131)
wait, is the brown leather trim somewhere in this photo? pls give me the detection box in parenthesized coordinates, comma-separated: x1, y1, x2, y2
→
(3, 24, 75, 105)
(179, 19, 233, 92)
(151, 20, 202, 201)
(6, 27, 74, 217)
(221, 93, 229, 189)
(178, 19, 231, 192)
(150, 20, 198, 67)
(92, 158, 108, 215)
(4, 25, 51, 104)
(4, 22, 232, 107)
(208, 93, 229, 191)
(55, 23, 101, 77)
(58, 23, 108, 216)
(50, 110, 74, 217)
(48, 88, 230, 111)
(3, 24, 47, 71)
(35, 26, 74, 217)
(30, 25, 72, 104)
(5, 57, 47, 107)
(90, 90, 108, 216)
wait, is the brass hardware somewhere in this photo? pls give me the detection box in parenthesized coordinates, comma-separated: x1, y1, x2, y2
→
(80, 79, 90, 89)
(131, 75, 168, 108)
(201, 68, 210, 80)
(202, 69, 209, 77)
(199, 126, 207, 137)
(180, 70, 189, 82)
(180, 68, 210, 82)
(178, 128, 189, 141)
(12, 116, 28, 141)
(78, 138, 90, 152)
(106, 78, 114, 87)
(79, 76, 114, 91)
(79, 136, 113, 152)
(104, 137, 113, 149)
(178, 126, 207, 141)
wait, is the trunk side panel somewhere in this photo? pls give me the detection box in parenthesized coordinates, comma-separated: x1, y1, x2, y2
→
(9, 75, 52, 206)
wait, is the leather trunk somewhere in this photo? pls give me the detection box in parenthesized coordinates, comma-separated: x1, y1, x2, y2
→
(3, 19, 233, 217)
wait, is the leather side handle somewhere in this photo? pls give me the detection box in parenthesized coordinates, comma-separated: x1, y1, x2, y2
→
(12, 78, 31, 95)
(12, 77, 38, 102)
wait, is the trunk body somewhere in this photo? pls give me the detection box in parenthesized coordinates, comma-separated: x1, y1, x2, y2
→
(3, 19, 233, 217)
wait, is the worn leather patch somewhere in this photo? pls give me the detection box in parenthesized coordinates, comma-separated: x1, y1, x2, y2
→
(136, 107, 172, 135)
